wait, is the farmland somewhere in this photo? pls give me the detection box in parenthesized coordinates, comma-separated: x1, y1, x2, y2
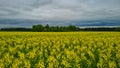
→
(0, 32, 120, 68)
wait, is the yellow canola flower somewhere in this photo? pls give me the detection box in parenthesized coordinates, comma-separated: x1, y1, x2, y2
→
(0, 32, 120, 68)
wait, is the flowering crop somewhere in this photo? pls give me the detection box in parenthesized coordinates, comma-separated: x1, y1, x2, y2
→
(0, 32, 120, 68)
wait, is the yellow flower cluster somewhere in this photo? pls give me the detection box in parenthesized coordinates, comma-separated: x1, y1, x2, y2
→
(0, 32, 120, 68)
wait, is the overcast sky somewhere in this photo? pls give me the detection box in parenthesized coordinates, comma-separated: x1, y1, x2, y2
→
(0, 0, 120, 27)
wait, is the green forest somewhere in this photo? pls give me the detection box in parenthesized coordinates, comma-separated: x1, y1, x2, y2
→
(0, 24, 120, 32)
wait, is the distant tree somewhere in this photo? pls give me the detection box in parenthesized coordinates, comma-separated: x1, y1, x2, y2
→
(56, 26, 60, 32)
(32, 24, 44, 32)
(44, 24, 50, 32)
(29, 24, 118, 32)
(50, 26, 56, 32)
(67, 25, 78, 31)
(0, 28, 31, 31)
(115, 27, 120, 31)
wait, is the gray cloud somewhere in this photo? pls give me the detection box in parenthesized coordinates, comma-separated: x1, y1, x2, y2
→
(0, 0, 120, 21)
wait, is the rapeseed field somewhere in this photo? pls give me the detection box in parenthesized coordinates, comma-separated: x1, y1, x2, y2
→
(0, 32, 120, 68)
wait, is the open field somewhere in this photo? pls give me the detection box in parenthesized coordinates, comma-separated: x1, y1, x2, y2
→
(0, 32, 120, 68)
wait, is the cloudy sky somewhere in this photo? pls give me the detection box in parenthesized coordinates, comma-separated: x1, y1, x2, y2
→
(0, 0, 120, 28)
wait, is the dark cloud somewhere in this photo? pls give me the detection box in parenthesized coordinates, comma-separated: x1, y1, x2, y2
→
(0, 0, 120, 27)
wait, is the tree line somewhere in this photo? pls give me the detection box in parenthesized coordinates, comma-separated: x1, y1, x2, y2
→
(32, 24, 80, 32)
(0, 24, 120, 31)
